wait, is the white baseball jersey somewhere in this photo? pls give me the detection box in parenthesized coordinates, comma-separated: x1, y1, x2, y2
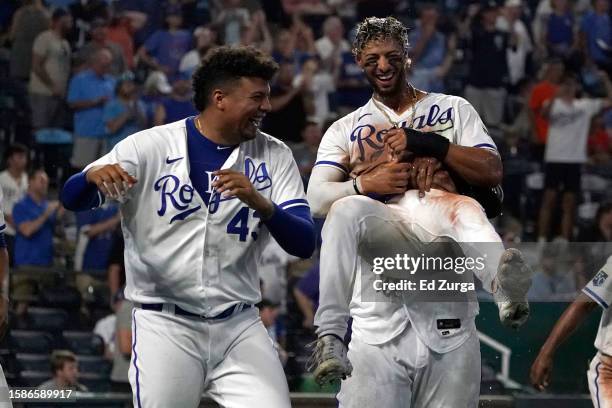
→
(315, 93, 497, 177)
(314, 94, 499, 348)
(84, 119, 308, 316)
(583, 256, 612, 355)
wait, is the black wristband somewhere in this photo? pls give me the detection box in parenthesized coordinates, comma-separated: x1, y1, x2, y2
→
(403, 128, 450, 160)
(352, 177, 362, 195)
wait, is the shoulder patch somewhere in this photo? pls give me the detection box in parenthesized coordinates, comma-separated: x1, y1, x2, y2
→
(593, 270, 609, 287)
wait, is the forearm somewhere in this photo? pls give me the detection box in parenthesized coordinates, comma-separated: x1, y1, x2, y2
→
(443, 145, 502, 187)
(60, 172, 103, 212)
(106, 112, 132, 134)
(307, 167, 355, 217)
(263, 205, 315, 259)
(270, 89, 298, 111)
(19, 213, 51, 237)
(87, 216, 120, 238)
(538, 293, 597, 357)
(32, 65, 55, 90)
(294, 288, 315, 319)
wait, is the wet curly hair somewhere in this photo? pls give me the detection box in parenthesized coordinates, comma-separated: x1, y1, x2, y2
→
(352, 16, 410, 57)
(192, 46, 279, 111)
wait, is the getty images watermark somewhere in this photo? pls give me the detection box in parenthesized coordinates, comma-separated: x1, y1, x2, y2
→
(371, 253, 486, 294)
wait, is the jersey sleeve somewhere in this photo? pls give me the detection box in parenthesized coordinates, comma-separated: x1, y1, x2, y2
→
(583, 256, 612, 309)
(84, 134, 141, 181)
(313, 120, 350, 175)
(270, 144, 309, 211)
(455, 100, 498, 152)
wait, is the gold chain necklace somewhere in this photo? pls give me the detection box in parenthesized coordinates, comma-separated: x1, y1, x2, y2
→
(371, 85, 421, 130)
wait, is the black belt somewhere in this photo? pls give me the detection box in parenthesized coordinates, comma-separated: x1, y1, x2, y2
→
(139, 302, 253, 320)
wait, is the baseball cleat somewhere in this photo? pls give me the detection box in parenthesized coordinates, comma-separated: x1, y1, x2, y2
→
(493, 248, 534, 329)
(306, 334, 353, 385)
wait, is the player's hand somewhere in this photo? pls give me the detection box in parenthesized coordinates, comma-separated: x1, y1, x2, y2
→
(431, 169, 457, 193)
(383, 128, 407, 157)
(212, 169, 274, 219)
(359, 160, 411, 196)
(410, 157, 442, 198)
(530, 351, 553, 391)
(86, 164, 138, 200)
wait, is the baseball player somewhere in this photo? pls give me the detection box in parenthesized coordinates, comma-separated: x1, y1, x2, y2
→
(531, 255, 612, 407)
(306, 17, 533, 407)
(61, 46, 315, 408)
(0, 189, 13, 408)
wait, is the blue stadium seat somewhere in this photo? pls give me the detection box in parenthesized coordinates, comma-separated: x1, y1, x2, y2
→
(18, 370, 51, 387)
(26, 308, 68, 333)
(62, 331, 105, 356)
(77, 355, 111, 376)
(15, 353, 50, 372)
(10, 331, 53, 354)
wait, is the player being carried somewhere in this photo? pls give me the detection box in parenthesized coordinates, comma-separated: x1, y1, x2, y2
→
(306, 16, 533, 407)
(61, 46, 315, 408)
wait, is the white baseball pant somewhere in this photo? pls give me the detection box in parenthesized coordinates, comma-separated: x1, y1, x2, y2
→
(128, 306, 290, 408)
(589, 352, 612, 408)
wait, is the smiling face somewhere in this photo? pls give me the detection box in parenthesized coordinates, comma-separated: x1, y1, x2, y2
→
(219, 77, 272, 142)
(356, 38, 408, 97)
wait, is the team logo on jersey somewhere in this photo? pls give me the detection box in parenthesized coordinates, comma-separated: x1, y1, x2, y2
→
(208, 157, 272, 214)
(593, 270, 609, 287)
(154, 175, 201, 223)
(350, 104, 454, 161)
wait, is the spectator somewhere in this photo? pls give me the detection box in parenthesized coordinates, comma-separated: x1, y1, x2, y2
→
(464, 1, 515, 128)
(578, 201, 612, 242)
(74, 203, 120, 272)
(107, 231, 125, 306)
(497, 0, 533, 87)
(528, 242, 577, 300)
(28, 8, 73, 132)
(290, 120, 322, 184)
(12, 169, 62, 268)
(281, 0, 330, 17)
(38, 350, 88, 391)
(141, 71, 172, 127)
(137, 4, 191, 77)
(537, 73, 612, 242)
(543, 0, 577, 59)
(8, 0, 49, 82)
(293, 263, 319, 330)
(262, 61, 311, 143)
(93, 302, 116, 360)
(103, 73, 147, 151)
(293, 58, 334, 125)
(528, 58, 565, 160)
(315, 16, 350, 74)
(67, 0, 109, 47)
(239, 10, 273, 55)
(0, 144, 29, 262)
(153, 73, 198, 126)
(67, 48, 116, 170)
(409, 3, 453, 93)
(107, 12, 144, 70)
(75, 18, 126, 76)
(110, 293, 133, 393)
(580, 0, 612, 72)
(335, 50, 370, 111)
(213, 0, 250, 46)
(179, 26, 219, 76)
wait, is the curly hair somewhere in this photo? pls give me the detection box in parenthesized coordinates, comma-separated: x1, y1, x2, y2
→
(352, 17, 410, 57)
(192, 46, 279, 111)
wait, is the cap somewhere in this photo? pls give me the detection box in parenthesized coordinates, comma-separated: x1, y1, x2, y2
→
(145, 71, 172, 94)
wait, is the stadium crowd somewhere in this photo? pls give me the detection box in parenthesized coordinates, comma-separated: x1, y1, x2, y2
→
(0, 0, 610, 394)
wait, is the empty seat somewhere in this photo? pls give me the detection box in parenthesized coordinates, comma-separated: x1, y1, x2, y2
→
(15, 353, 49, 372)
(18, 370, 51, 387)
(77, 355, 111, 376)
(62, 332, 104, 356)
(10, 331, 53, 354)
(26, 308, 68, 332)
(39, 286, 81, 310)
